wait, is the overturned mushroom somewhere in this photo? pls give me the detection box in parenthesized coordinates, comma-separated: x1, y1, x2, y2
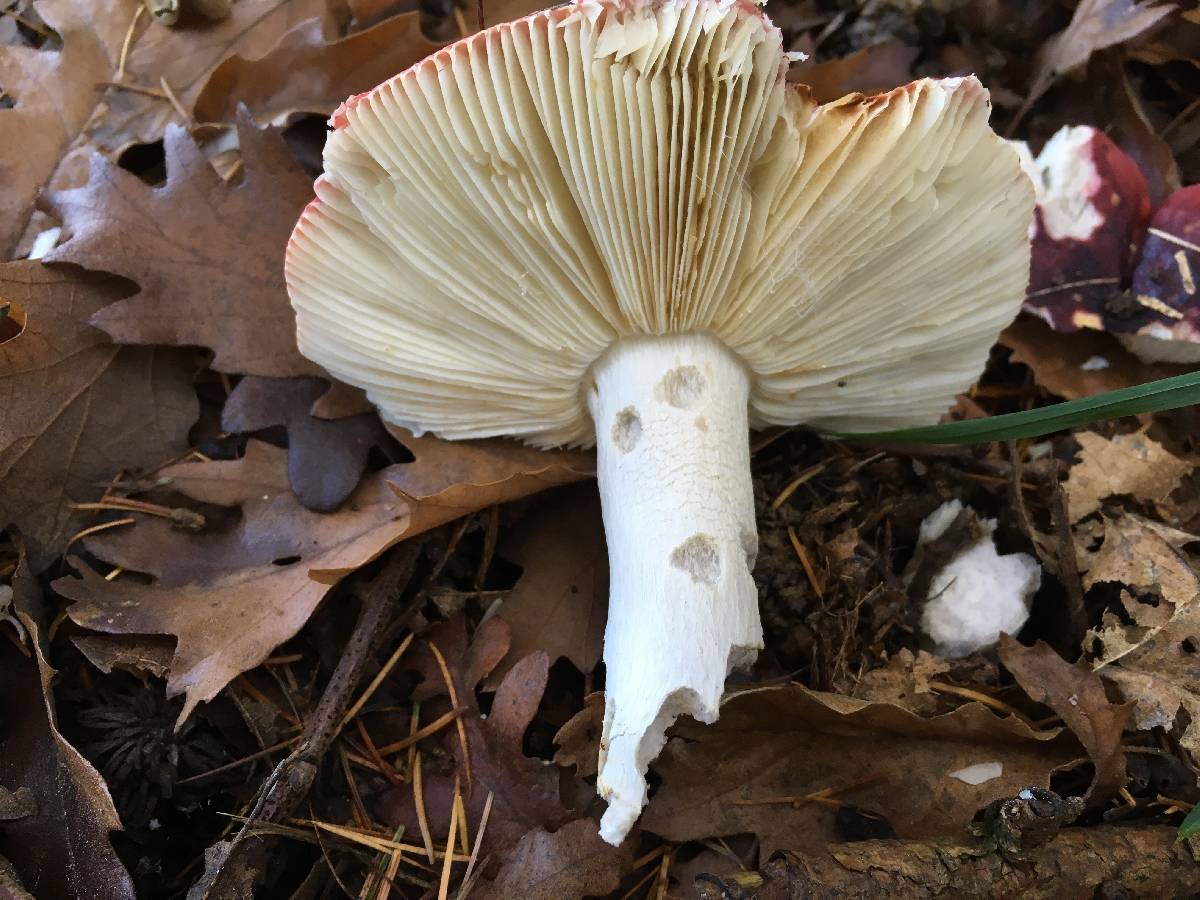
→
(1013, 125, 1150, 332)
(285, 0, 1033, 844)
(1122, 184, 1200, 363)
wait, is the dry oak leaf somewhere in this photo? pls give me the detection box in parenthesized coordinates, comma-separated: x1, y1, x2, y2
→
(0, 0, 128, 257)
(476, 818, 634, 900)
(384, 617, 573, 858)
(1020, 0, 1175, 121)
(55, 434, 589, 721)
(46, 117, 320, 378)
(87, 0, 334, 154)
(552, 691, 603, 779)
(1085, 514, 1200, 760)
(998, 636, 1131, 806)
(843, 649, 950, 716)
(221, 375, 393, 512)
(787, 41, 918, 104)
(1001, 316, 1191, 403)
(194, 11, 440, 125)
(1063, 431, 1192, 524)
(0, 541, 133, 900)
(0, 0, 332, 258)
(640, 685, 1080, 858)
(491, 484, 607, 684)
(0, 261, 198, 572)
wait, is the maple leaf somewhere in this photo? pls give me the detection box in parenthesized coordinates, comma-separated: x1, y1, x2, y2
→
(194, 12, 440, 125)
(383, 616, 574, 858)
(0, 261, 198, 572)
(1085, 515, 1200, 761)
(0, 541, 133, 899)
(640, 685, 1081, 857)
(47, 117, 320, 378)
(54, 436, 589, 721)
(221, 376, 394, 512)
(999, 636, 1132, 806)
(490, 484, 607, 683)
(0, 0, 333, 258)
(477, 818, 633, 900)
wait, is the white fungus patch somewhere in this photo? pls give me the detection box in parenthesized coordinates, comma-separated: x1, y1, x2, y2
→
(912, 500, 1041, 658)
(670, 533, 721, 584)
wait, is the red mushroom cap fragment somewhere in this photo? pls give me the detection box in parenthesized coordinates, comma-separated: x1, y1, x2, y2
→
(1121, 185, 1200, 363)
(1016, 125, 1150, 333)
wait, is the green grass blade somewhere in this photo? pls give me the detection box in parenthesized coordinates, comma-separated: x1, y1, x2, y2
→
(1179, 803, 1200, 842)
(831, 370, 1200, 445)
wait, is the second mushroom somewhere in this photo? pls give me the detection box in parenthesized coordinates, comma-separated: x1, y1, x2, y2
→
(285, 0, 1034, 844)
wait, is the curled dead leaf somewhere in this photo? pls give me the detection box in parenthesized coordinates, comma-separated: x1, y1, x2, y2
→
(640, 684, 1080, 857)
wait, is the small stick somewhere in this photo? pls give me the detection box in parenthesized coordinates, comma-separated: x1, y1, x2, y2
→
(189, 542, 422, 898)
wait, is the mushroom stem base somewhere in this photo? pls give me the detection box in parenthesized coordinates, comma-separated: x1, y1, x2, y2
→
(587, 333, 763, 845)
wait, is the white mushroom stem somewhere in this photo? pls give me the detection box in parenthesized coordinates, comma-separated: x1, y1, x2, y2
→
(587, 332, 763, 845)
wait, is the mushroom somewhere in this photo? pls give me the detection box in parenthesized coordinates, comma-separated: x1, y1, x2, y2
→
(1012, 125, 1150, 333)
(1121, 184, 1200, 363)
(285, 0, 1033, 844)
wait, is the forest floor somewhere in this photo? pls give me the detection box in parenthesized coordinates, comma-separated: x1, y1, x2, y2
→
(2, 0, 1200, 897)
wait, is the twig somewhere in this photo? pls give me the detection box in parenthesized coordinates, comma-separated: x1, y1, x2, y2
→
(189, 541, 423, 899)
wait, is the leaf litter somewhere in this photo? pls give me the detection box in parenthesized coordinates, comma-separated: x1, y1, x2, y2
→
(2, 0, 1200, 896)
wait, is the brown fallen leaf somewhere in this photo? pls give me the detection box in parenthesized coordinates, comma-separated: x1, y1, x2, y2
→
(0, 261, 198, 572)
(1063, 431, 1192, 523)
(788, 41, 919, 103)
(1085, 515, 1200, 760)
(843, 649, 950, 716)
(640, 685, 1080, 857)
(221, 376, 394, 512)
(0, 0, 128, 257)
(89, 0, 334, 155)
(475, 818, 634, 900)
(46, 117, 320, 378)
(0, 540, 133, 899)
(55, 434, 589, 720)
(1001, 316, 1192, 401)
(998, 636, 1131, 806)
(194, 12, 440, 125)
(553, 692, 604, 779)
(490, 484, 607, 683)
(0, 0, 333, 258)
(383, 617, 573, 858)
(1019, 0, 1176, 124)
(1109, 60, 1182, 208)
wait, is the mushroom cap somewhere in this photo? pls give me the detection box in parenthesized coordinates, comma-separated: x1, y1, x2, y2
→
(1121, 184, 1200, 363)
(286, 0, 1033, 448)
(1014, 125, 1150, 333)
